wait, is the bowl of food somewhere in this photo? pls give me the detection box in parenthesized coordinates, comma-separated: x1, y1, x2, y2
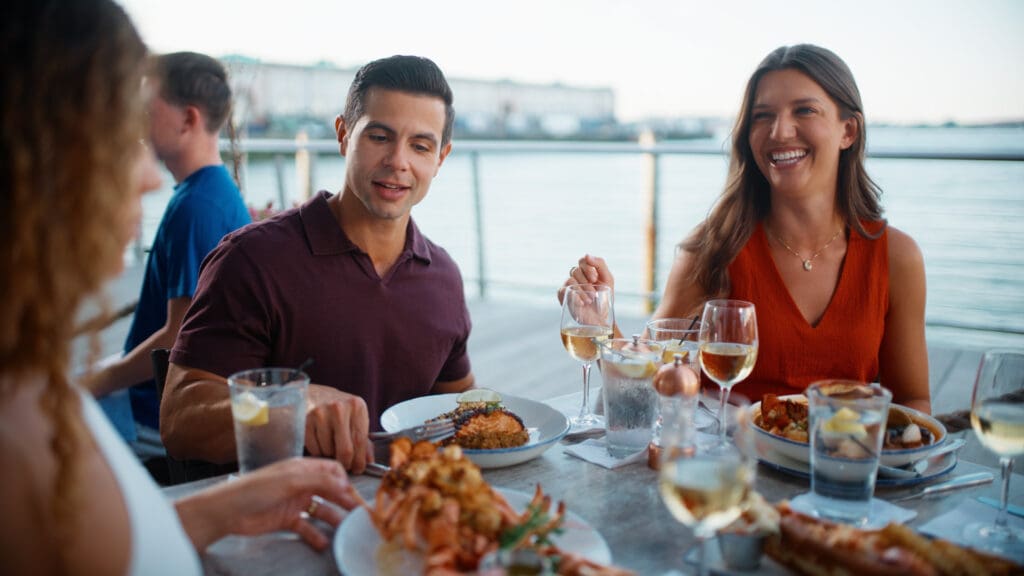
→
(751, 393, 947, 467)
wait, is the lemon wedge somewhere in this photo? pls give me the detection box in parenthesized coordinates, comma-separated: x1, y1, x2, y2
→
(822, 407, 866, 438)
(612, 359, 658, 379)
(457, 388, 502, 405)
(232, 391, 269, 426)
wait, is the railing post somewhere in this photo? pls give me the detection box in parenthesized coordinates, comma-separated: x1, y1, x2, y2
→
(273, 153, 287, 209)
(295, 131, 312, 202)
(471, 151, 487, 299)
(640, 130, 659, 314)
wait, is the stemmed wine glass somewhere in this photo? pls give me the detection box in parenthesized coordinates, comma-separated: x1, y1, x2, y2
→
(964, 350, 1024, 560)
(658, 395, 755, 576)
(560, 284, 614, 430)
(698, 300, 758, 442)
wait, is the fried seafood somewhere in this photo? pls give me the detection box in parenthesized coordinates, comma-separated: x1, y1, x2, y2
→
(766, 502, 1022, 575)
(757, 394, 939, 450)
(758, 394, 809, 442)
(368, 438, 632, 575)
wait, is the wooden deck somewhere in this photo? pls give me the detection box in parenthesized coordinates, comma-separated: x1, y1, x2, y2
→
(75, 263, 1011, 469)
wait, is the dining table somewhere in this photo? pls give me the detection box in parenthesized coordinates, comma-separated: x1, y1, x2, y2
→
(162, 390, 1024, 575)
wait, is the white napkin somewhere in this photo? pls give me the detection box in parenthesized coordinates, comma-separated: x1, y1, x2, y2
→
(918, 498, 1024, 564)
(789, 492, 917, 529)
(563, 438, 647, 469)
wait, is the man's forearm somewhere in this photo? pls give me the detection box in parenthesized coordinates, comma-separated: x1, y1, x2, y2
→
(161, 380, 238, 463)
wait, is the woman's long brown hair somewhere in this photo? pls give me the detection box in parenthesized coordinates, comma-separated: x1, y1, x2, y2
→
(683, 44, 885, 298)
(0, 0, 148, 563)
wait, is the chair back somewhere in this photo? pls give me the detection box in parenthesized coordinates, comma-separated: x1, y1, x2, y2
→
(151, 348, 237, 485)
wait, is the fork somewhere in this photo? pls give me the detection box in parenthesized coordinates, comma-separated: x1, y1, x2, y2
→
(368, 419, 455, 444)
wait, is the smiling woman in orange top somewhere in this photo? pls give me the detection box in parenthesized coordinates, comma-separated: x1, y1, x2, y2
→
(561, 45, 930, 414)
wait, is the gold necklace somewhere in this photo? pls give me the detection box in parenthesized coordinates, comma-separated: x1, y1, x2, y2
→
(768, 227, 844, 271)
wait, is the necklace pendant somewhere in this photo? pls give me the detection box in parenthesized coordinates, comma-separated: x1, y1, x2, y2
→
(803, 260, 813, 271)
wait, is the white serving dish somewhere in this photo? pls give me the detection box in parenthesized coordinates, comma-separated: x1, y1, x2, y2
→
(380, 393, 569, 469)
(750, 394, 947, 467)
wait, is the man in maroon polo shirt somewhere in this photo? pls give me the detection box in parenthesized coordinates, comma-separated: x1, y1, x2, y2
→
(160, 55, 474, 474)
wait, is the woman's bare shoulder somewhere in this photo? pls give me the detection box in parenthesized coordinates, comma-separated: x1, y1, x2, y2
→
(885, 225, 925, 274)
(0, 381, 131, 575)
(0, 383, 61, 574)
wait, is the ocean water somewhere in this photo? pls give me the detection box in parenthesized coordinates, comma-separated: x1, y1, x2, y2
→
(136, 126, 1024, 349)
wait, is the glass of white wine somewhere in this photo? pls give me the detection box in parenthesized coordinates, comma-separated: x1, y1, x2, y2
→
(964, 350, 1024, 560)
(698, 299, 758, 442)
(560, 284, 614, 430)
(658, 395, 755, 576)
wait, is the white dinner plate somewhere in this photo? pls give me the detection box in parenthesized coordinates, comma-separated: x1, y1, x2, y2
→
(750, 395, 948, 467)
(755, 438, 957, 488)
(380, 394, 570, 469)
(333, 488, 612, 576)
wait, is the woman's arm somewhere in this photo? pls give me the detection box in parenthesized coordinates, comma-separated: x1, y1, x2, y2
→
(878, 226, 931, 413)
(650, 249, 708, 323)
(174, 457, 361, 552)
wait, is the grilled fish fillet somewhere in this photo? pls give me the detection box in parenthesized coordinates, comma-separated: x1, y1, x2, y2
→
(445, 408, 529, 449)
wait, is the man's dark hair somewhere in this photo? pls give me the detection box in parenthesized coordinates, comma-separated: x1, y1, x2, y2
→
(343, 55, 455, 147)
(153, 51, 232, 133)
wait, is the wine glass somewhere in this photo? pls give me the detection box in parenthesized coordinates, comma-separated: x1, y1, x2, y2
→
(963, 350, 1024, 559)
(560, 284, 614, 430)
(658, 395, 755, 576)
(698, 299, 758, 442)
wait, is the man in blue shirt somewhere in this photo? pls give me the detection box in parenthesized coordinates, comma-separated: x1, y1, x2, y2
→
(91, 52, 251, 456)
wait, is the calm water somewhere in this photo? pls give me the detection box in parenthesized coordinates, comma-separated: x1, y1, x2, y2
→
(137, 125, 1024, 349)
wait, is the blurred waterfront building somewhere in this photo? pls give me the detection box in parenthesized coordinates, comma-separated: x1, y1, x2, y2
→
(222, 56, 620, 140)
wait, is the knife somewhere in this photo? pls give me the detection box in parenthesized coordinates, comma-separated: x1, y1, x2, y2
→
(889, 472, 995, 502)
(977, 496, 1024, 519)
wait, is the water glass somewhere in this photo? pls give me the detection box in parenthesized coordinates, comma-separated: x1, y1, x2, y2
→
(646, 317, 701, 370)
(598, 337, 663, 457)
(807, 380, 891, 525)
(228, 367, 309, 474)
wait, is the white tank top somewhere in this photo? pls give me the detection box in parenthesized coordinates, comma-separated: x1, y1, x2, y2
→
(80, 390, 202, 575)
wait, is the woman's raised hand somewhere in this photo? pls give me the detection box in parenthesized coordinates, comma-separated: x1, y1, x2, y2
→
(558, 254, 615, 304)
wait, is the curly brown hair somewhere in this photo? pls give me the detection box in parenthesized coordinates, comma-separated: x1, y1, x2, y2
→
(0, 0, 148, 556)
(683, 44, 885, 298)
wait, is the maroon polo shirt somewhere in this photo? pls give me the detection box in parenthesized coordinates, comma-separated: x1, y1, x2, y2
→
(170, 191, 472, 429)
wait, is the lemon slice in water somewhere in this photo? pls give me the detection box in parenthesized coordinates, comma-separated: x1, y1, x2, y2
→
(612, 359, 658, 379)
(232, 391, 269, 426)
(822, 407, 866, 438)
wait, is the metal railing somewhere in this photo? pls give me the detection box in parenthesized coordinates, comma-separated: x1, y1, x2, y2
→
(213, 137, 1024, 336)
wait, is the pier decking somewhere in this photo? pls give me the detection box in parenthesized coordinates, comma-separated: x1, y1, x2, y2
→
(74, 263, 1011, 470)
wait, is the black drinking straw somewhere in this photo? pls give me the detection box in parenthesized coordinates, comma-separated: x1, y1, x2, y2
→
(678, 314, 700, 345)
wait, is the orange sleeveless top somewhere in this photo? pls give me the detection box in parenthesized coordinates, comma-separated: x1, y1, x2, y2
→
(725, 220, 889, 402)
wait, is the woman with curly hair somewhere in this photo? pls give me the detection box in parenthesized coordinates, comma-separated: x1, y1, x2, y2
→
(0, 1, 359, 574)
(561, 44, 930, 413)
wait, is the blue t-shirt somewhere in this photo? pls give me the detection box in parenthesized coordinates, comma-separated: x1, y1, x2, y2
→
(99, 165, 251, 441)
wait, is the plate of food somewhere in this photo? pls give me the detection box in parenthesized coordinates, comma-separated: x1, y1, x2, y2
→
(751, 393, 947, 467)
(767, 501, 1022, 574)
(334, 439, 614, 576)
(379, 390, 570, 469)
